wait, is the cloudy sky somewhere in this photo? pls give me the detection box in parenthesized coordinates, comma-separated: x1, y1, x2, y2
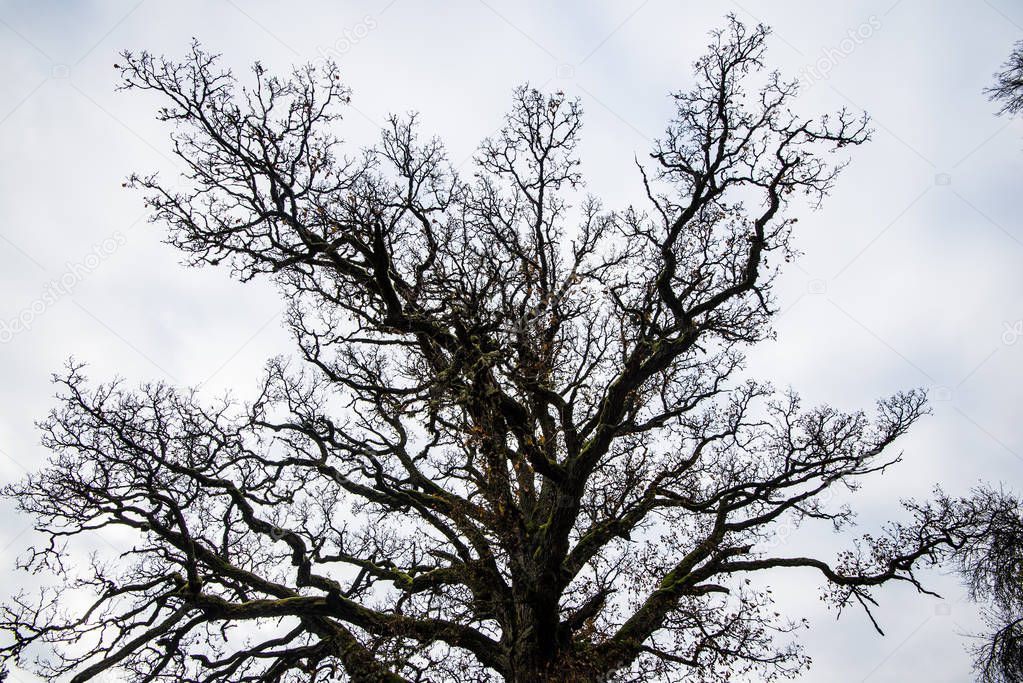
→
(0, 1, 1021, 680)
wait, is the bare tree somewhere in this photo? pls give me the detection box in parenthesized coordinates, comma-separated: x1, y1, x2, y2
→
(0, 17, 986, 682)
(942, 489, 1023, 683)
(989, 40, 1023, 116)
(947, 36, 1023, 683)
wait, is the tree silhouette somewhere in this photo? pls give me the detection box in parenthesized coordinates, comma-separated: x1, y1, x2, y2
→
(0, 17, 987, 683)
(989, 39, 1023, 116)
(941, 38, 1023, 683)
(944, 489, 1023, 682)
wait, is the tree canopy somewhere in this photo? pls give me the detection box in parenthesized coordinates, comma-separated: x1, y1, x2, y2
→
(989, 39, 1023, 116)
(0, 17, 994, 683)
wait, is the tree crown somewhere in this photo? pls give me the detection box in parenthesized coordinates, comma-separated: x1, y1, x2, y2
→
(0, 17, 985, 683)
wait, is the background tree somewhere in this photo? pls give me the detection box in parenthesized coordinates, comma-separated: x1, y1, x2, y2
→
(988, 39, 1023, 116)
(943, 489, 1023, 683)
(936, 40, 1023, 683)
(0, 17, 987, 683)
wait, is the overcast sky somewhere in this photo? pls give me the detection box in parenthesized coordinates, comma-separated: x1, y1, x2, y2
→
(1, 1, 1021, 681)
